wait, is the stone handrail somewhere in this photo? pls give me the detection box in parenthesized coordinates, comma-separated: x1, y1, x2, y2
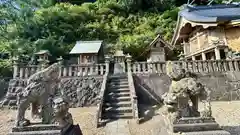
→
(128, 70, 139, 123)
(95, 57, 110, 128)
(13, 63, 106, 79)
(131, 60, 240, 74)
(126, 55, 139, 123)
(95, 73, 108, 127)
(131, 62, 166, 74)
(13, 65, 41, 79)
(13, 59, 240, 79)
(174, 60, 240, 73)
(59, 63, 106, 77)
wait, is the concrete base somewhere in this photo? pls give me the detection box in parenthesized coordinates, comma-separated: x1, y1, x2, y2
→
(183, 130, 231, 135)
(8, 130, 61, 135)
(8, 124, 61, 135)
(172, 117, 230, 135)
(9, 124, 83, 135)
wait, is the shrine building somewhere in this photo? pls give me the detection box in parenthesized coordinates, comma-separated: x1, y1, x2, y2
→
(171, 3, 240, 60)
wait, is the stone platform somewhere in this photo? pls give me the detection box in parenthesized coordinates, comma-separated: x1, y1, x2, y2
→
(8, 124, 61, 135)
(172, 117, 231, 135)
(183, 130, 231, 135)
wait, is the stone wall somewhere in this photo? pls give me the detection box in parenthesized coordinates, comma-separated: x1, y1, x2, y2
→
(134, 71, 240, 103)
(133, 74, 170, 104)
(60, 76, 103, 107)
(0, 79, 26, 107)
(0, 78, 11, 100)
(0, 76, 103, 108)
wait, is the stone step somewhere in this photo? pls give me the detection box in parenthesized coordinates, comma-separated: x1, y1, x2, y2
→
(108, 81, 128, 86)
(8, 130, 61, 135)
(183, 130, 231, 135)
(104, 106, 132, 113)
(8, 100, 17, 106)
(109, 78, 128, 82)
(108, 85, 129, 89)
(108, 88, 130, 93)
(107, 92, 130, 97)
(104, 101, 132, 107)
(173, 122, 221, 132)
(102, 112, 133, 119)
(105, 96, 131, 102)
(109, 75, 127, 79)
(12, 124, 61, 132)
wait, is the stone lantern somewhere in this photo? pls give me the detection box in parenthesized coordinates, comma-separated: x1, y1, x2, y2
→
(35, 50, 51, 68)
(113, 50, 126, 74)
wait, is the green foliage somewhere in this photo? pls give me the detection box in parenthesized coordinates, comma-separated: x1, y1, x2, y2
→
(1, 0, 229, 77)
(0, 59, 12, 77)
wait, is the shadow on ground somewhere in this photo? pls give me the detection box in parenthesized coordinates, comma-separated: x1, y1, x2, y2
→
(221, 125, 240, 135)
(98, 118, 119, 128)
(138, 104, 162, 124)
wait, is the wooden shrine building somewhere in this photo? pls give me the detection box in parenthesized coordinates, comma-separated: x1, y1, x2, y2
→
(144, 34, 173, 62)
(69, 41, 104, 64)
(171, 3, 240, 60)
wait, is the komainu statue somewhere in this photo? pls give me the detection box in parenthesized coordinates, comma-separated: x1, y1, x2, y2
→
(52, 97, 83, 135)
(162, 61, 212, 124)
(52, 97, 73, 129)
(15, 63, 61, 127)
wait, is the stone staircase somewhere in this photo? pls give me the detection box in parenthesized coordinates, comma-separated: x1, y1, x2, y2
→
(102, 74, 133, 120)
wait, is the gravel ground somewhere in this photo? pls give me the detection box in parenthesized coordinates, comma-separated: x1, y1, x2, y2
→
(1, 101, 240, 135)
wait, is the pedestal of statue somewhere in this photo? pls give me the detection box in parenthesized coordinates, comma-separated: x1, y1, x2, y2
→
(8, 124, 83, 135)
(172, 117, 230, 135)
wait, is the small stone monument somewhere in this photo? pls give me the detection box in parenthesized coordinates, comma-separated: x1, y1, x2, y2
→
(162, 61, 231, 135)
(113, 50, 126, 74)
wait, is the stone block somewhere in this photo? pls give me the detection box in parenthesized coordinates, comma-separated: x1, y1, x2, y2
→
(175, 117, 216, 124)
(12, 124, 61, 132)
(8, 130, 61, 135)
(173, 122, 221, 132)
(183, 130, 231, 135)
(8, 100, 17, 106)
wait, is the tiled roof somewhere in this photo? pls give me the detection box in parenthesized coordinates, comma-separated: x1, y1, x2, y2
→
(180, 4, 240, 23)
(70, 40, 103, 54)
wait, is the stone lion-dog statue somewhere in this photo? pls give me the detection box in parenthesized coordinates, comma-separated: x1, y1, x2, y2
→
(15, 63, 61, 127)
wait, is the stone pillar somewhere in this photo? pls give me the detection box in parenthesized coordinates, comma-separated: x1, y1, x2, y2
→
(105, 55, 110, 74)
(13, 56, 19, 79)
(79, 55, 82, 64)
(57, 56, 63, 77)
(224, 48, 229, 60)
(126, 54, 132, 73)
(192, 56, 196, 61)
(113, 50, 126, 74)
(215, 47, 221, 60)
(202, 52, 206, 60)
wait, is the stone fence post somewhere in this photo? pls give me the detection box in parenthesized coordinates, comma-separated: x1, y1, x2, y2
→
(105, 55, 110, 74)
(57, 56, 63, 77)
(13, 56, 19, 79)
(126, 54, 132, 73)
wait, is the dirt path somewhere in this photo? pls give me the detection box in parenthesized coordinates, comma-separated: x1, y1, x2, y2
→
(0, 101, 240, 135)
